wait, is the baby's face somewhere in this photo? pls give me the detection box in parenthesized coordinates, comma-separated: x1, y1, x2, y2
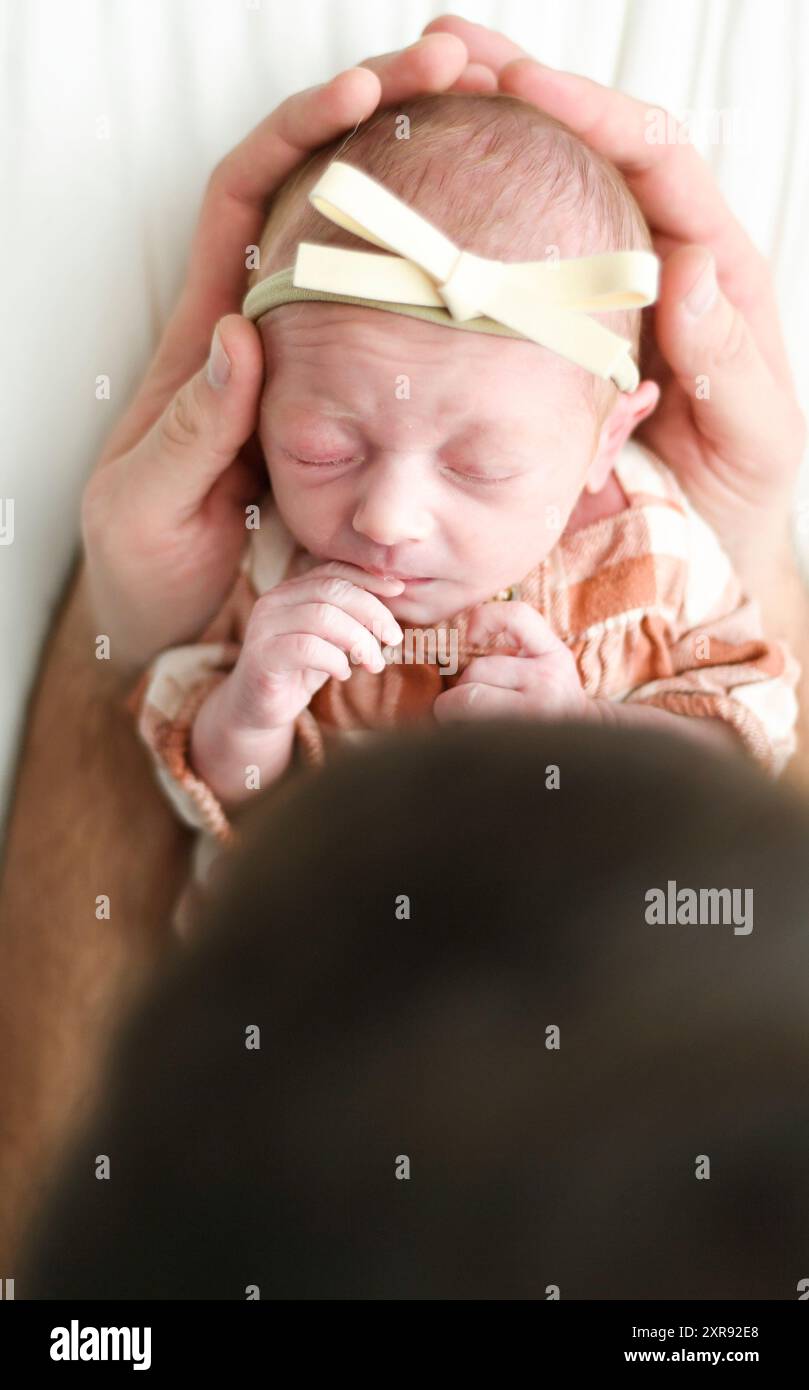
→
(257, 303, 601, 624)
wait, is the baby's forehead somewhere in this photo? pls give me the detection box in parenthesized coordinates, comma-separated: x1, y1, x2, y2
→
(258, 300, 587, 406)
(259, 300, 498, 355)
(257, 304, 600, 457)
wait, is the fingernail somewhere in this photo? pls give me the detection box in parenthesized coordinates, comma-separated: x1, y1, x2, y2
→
(207, 326, 231, 388)
(683, 257, 717, 318)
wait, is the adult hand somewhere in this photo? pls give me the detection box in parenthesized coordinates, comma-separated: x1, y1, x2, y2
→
(423, 15, 807, 591)
(81, 31, 493, 679)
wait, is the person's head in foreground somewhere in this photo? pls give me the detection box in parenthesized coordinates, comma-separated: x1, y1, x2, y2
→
(20, 719, 809, 1300)
(248, 93, 658, 625)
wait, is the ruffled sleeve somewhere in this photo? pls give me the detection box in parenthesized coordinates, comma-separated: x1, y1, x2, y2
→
(559, 445, 800, 777)
(125, 641, 242, 844)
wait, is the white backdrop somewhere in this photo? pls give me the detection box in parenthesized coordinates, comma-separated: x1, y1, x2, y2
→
(2, 0, 808, 825)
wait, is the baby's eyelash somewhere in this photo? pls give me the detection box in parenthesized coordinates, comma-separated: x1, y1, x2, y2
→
(445, 467, 512, 486)
(283, 449, 510, 484)
(284, 450, 360, 467)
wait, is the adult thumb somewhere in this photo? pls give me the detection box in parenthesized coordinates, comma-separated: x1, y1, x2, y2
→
(654, 245, 776, 460)
(132, 313, 265, 515)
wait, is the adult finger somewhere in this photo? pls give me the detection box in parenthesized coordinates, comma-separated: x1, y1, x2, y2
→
(449, 63, 499, 94)
(357, 30, 466, 89)
(654, 245, 801, 471)
(422, 14, 526, 69)
(497, 57, 791, 382)
(117, 314, 265, 519)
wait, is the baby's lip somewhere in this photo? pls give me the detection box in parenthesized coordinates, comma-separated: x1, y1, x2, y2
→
(360, 564, 434, 582)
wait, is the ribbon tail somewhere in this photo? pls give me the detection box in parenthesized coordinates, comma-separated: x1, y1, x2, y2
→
(482, 282, 640, 391)
(503, 251, 659, 312)
(294, 245, 447, 308)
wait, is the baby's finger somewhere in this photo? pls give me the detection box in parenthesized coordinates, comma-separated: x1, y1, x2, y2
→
(264, 568, 404, 646)
(455, 655, 533, 691)
(433, 682, 525, 722)
(466, 601, 563, 659)
(256, 602, 389, 675)
(257, 633, 352, 685)
(304, 561, 406, 594)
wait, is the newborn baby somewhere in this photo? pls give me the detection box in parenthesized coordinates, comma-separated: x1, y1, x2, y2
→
(128, 94, 799, 931)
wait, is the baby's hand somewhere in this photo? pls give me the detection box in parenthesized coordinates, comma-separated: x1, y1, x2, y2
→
(432, 599, 747, 762)
(228, 562, 405, 732)
(433, 601, 595, 724)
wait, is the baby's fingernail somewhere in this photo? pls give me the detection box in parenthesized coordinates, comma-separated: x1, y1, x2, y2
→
(207, 325, 231, 388)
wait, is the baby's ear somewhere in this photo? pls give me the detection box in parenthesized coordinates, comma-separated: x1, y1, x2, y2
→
(584, 379, 660, 493)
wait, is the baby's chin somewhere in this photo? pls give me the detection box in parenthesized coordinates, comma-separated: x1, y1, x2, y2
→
(385, 578, 496, 626)
(384, 580, 454, 625)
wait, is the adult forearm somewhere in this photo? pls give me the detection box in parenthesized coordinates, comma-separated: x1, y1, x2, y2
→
(0, 558, 190, 1269)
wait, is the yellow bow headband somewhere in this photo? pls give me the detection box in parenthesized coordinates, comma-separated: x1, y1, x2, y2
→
(242, 160, 659, 392)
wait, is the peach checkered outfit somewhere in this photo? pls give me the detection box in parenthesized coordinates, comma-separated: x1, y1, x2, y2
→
(126, 439, 800, 935)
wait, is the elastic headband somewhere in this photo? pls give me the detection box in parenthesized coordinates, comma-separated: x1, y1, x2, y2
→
(242, 160, 659, 392)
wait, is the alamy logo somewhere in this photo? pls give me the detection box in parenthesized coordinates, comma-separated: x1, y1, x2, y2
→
(357, 622, 459, 676)
(644, 880, 753, 936)
(50, 1321, 151, 1370)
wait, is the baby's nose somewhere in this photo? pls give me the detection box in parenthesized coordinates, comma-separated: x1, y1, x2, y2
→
(352, 460, 432, 546)
(353, 510, 430, 548)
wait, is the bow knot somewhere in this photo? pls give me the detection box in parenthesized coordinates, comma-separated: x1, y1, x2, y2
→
(438, 248, 503, 322)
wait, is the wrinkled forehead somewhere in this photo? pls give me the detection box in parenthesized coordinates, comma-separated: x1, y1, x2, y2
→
(257, 300, 595, 422)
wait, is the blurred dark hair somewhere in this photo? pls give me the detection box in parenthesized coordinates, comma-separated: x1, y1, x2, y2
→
(20, 719, 809, 1299)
